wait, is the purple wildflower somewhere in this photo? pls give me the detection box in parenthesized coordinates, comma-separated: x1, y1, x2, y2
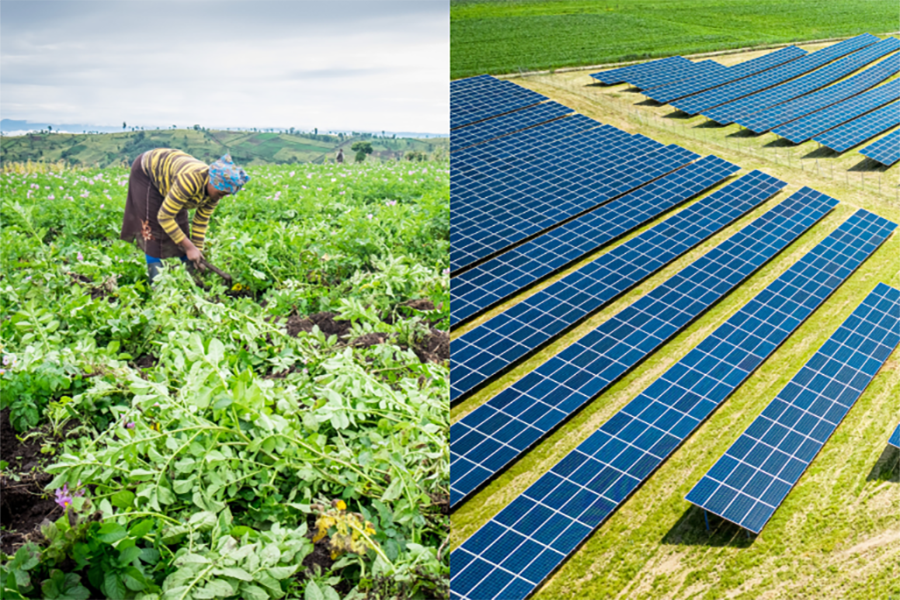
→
(54, 485, 74, 509)
(77, 252, 84, 261)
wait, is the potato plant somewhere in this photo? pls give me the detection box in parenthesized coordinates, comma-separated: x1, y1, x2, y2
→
(0, 160, 450, 599)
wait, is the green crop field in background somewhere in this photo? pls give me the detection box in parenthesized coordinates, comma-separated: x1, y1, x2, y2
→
(451, 0, 898, 78)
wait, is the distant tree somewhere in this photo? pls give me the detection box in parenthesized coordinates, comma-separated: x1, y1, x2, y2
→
(123, 121, 126, 129)
(351, 141, 373, 163)
(314, 128, 318, 135)
(48, 125, 52, 133)
(194, 124, 200, 131)
(289, 127, 295, 134)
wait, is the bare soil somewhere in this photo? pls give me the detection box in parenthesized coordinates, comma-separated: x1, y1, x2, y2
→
(0, 409, 43, 473)
(286, 312, 352, 338)
(412, 328, 451, 364)
(0, 472, 61, 556)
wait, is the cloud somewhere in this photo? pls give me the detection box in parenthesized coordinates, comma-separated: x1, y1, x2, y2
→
(0, 0, 449, 133)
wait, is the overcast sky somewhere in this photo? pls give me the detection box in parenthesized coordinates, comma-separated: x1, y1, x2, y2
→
(1, 0, 449, 133)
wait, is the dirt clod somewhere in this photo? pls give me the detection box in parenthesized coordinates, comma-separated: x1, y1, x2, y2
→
(352, 332, 389, 348)
(286, 312, 351, 338)
(413, 328, 450, 364)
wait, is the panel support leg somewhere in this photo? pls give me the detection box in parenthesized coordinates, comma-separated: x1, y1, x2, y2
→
(704, 510, 710, 532)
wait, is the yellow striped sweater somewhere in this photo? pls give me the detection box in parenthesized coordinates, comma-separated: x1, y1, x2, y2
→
(141, 149, 217, 250)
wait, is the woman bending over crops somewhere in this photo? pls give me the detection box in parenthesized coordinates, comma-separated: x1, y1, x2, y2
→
(120, 149, 249, 282)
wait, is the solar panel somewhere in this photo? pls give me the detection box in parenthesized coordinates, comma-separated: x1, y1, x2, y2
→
(625, 60, 730, 91)
(686, 282, 900, 534)
(709, 38, 900, 127)
(736, 47, 900, 133)
(452, 76, 549, 129)
(646, 46, 808, 103)
(889, 424, 900, 449)
(450, 155, 740, 328)
(451, 167, 774, 406)
(453, 113, 600, 168)
(590, 56, 692, 85)
(451, 101, 575, 152)
(772, 79, 900, 144)
(450, 186, 838, 510)
(814, 102, 900, 152)
(860, 128, 900, 166)
(451, 128, 699, 274)
(450, 209, 896, 600)
(672, 34, 880, 116)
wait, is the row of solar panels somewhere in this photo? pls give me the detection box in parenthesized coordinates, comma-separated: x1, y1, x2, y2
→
(589, 33, 900, 164)
(450, 68, 898, 600)
(451, 203, 898, 600)
(449, 77, 763, 277)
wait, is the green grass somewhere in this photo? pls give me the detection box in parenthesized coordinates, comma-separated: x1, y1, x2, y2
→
(451, 0, 898, 78)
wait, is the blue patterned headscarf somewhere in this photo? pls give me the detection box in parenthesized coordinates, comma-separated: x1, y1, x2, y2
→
(209, 154, 250, 195)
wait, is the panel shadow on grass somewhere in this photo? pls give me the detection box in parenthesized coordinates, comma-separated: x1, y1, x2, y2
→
(763, 137, 798, 148)
(866, 445, 900, 483)
(727, 128, 762, 139)
(849, 157, 891, 173)
(802, 145, 838, 159)
(661, 504, 756, 548)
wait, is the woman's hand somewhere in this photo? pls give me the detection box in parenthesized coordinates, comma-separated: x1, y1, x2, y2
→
(181, 238, 203, 266)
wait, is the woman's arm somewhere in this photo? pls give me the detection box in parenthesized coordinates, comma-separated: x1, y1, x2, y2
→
(157, 169, 205, 254)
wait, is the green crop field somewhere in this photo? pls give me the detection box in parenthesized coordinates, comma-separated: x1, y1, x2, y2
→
(451, 0, 899, 78)
(0, 129, 449, 169)
(451, 39, 900, 600)
(0, 160, 450, 599)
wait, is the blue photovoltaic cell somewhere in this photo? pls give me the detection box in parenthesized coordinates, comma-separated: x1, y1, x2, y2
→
(452, 76, 549, 129)
(450, 155, 740, 328)
(646, 46, 807, 103)
(454, 113, 601, 169)
(687, 283, 900, 534)
(772, 79, 900, 144)
(860, 129, 900, 166)
(452, 113, 600, 168)
(451, 125, 699, 273)
(889, 424, 900, 449)
(672, 34, 879, 116)
(450, 167, 773, 406)
(450, 209, 896, 600)
(703, 37, 900, 127)
(625, 59, 729, 91)
(451, 101, 574, 152)
(450, 186, 838, 511)
(736, 46, 900, 133)
(590, 56, 691, 85)
(814, 102, 900, 152)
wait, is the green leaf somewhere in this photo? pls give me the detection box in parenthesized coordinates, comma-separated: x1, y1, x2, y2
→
(305, 580, 325, 600)
(213, 566, 253, 581)
(266, 565, 297, 580)
(208, 338, 225, 364)
(194, 578, 235, 599)
(240, 583, 270, 600)
(118, 546, 142, 565)
(110, 489, 135, 509)
(322, 586, 341, 600)
(96, 522, 127, 544)
(129, 519, 154, 539)
(173, 478, 194, 494)
(102, 572, 126, 599)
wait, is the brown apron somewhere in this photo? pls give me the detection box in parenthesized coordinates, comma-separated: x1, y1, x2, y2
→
(120, 154, 190, 259)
